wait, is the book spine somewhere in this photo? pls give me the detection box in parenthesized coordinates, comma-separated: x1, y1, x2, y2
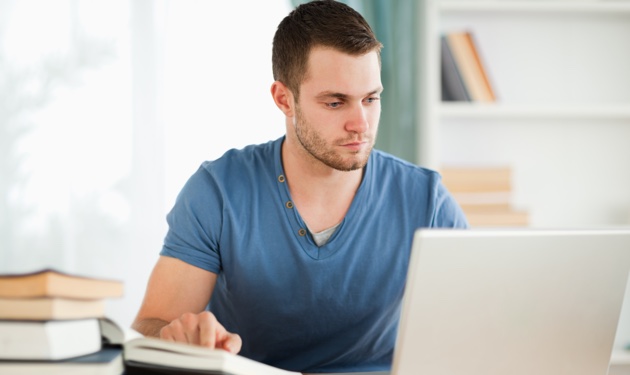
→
(446, 31, 496, 103)
(441, 35, 471, 102)
(464, 32, 496, 102)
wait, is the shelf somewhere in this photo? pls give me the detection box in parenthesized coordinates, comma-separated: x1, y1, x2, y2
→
(420, 0, 630, 231)
(438, 0, 630, 13)
(440, 103, 630, 120)
(611, 349, 630, 365)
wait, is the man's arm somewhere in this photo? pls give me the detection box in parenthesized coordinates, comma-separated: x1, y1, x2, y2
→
(132, 256, 242, 353)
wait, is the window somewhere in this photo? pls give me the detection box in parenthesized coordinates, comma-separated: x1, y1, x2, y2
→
(1, 0, 291, 325)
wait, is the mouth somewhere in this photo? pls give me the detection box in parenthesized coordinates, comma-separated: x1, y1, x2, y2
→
(341, 140, 368, 152)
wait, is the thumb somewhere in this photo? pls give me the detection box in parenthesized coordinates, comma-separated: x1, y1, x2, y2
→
(218, 330, 242, 354)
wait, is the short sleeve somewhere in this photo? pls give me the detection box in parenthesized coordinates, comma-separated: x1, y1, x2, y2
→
(431, 181, 469, 228)
(160, 165, 223, 273)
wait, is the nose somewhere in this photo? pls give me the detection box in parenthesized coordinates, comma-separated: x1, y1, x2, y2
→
(345, 103, 369, 134)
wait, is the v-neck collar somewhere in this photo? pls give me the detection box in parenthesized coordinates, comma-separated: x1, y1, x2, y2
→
(272, 137, 370, 260)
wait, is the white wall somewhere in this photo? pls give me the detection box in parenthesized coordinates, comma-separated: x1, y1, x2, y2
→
(157, 1, 289, 208)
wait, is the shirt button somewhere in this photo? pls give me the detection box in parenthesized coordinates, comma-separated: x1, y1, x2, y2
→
(278, 175, 286, 183)
(285, 201, 294, 209)
(298, 228, 307, 236)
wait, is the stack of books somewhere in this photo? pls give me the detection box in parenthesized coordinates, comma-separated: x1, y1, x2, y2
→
(440, 166, 529, 227)
(0, 269, 298, 375)
(0, 269, 126, 374)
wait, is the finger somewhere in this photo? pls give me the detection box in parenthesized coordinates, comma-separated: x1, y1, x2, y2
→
(180, 313, 200, 345)
(214, 322, 242, 353)
(222, 333, 242, 354)
(159, 325, 175, 342)
(162, 319, 188, 343)
(198, 311, 217, 348)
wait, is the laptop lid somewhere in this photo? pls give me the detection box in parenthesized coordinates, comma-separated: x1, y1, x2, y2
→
(392, 228, 630, 375)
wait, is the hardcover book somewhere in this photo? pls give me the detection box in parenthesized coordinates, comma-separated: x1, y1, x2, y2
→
(441, 34, 471, 102)
(0, 346, 123, 375)
(0, 269, 123, 299)
(0, 319, 102, 360)
(445, 31, 496, 102)
(0, 297, 105, 320)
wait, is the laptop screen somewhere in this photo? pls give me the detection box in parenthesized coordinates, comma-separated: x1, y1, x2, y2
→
(392, 228, 630, 375)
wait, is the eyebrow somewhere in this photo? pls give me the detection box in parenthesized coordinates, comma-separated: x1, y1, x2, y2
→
(315, 87, 383, 101)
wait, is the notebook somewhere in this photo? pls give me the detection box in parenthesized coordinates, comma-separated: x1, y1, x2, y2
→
(391, 228, 630, 375)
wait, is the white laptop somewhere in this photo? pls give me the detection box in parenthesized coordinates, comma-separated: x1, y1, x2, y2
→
(390, 228, 630, 375)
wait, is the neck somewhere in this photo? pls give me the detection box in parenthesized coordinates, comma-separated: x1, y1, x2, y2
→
(281, 138, 363, 196)
(281, 138, 364, 232)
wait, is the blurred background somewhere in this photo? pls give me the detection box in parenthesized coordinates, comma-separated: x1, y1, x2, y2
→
(0, 0, 289, 326)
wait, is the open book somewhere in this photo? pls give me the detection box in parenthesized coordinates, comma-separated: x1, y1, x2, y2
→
(124, 336, 300, 375)
(99, 317, 299, 374)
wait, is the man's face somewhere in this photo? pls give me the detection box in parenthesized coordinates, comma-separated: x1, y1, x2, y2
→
(292, 47, 382, 172)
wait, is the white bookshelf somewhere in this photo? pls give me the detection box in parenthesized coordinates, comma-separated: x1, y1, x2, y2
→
(439, 1, 630, 13)
(418, 0, 630, 225)
(611, 349, 630, 374)
(440, 103, 630, 120)
(418, 0, 630, 358)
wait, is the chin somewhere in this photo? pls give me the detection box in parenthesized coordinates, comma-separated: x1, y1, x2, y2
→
(335, 155, 370, 172)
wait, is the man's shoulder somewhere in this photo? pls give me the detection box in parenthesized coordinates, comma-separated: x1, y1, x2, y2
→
(200, 137, 280, 173)
(370, 149, 440, 181)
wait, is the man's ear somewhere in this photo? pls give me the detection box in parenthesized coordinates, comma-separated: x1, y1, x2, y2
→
(271, 81, 295, 117)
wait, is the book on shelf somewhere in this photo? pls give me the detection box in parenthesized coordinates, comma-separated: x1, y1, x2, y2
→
(0, 346, 123, 375)
(441, 34, 471, 102)
(444, 30, 496, 103)
(464, 210, 529, 227)
(440, 166, 511, 194)
(124, 336, 301, 375)
(440, 166, 529, 227)
(0, 296, 105, 320)
(0, 268, 123, 299)
(0, 319, 102, 360)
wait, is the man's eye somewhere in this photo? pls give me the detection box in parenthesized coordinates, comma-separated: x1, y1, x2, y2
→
(327, 102, 342, 108)
(365, 97, 380, 104)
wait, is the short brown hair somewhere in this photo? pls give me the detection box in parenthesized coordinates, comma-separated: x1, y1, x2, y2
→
(272, 0, 382, 100)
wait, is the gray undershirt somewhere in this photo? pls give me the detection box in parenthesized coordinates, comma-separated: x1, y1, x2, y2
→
(309, 222, 341, 247)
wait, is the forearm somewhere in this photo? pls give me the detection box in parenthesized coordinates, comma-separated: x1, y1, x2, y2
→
(132, 317, 170, 338)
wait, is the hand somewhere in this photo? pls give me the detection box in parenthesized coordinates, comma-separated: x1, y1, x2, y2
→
(159, 311, 242, 353)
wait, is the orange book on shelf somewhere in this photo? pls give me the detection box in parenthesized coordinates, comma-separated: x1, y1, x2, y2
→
(446, 31, 496, 102)
(440, 166, 528, 227)
(440, 166, 510, 193)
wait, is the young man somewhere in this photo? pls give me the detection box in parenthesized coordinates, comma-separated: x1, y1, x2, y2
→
(133, 1, 468, 373)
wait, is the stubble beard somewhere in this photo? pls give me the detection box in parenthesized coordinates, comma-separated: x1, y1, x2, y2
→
(294, 106, 373, 172)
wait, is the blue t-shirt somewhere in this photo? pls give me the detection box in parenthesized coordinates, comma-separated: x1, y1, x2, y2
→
(160, 137, 468, 373)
